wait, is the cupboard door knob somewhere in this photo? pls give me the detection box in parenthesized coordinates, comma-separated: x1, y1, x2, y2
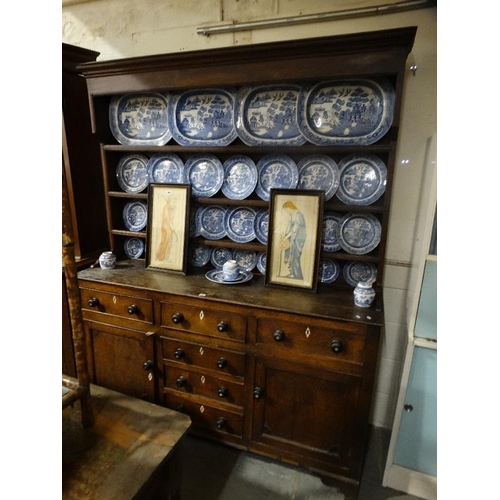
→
(253, 387, 264, 399)
(331, 339, 343, 353)
(404, 404, 414, 412)
(217, 386, 228, 398)
(88, 297, 100, 307)
(216, 417, 227, 429)
(217, 321, 228, 332)
(174, 348, 185, 359)
(217, 357, 227, 369)
(143, 360, 154, 370)
(172, 312, 184, 324)
(176, 376, 187, 387)
(128, 304, 139, 314)
(273, 330, 285, 342)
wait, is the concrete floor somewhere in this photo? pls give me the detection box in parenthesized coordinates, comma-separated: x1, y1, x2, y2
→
(178, 427, 424, 500)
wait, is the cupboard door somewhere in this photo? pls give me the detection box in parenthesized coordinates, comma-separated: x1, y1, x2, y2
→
(86, 323, 155, 402)
(252, 356, 361, 469)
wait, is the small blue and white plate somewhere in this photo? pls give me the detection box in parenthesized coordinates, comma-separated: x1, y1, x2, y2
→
(256, 252, 267, 274)
(322, 212, 342, 253)
(124, 237, 144, 259)
(116, 154, 149, 193)
(232, 249, 257, 272)
(190, 206, 203, 238)
(198, 205, 227, 240)
(234, 84, 306, 146)
(336, 154, 387, 206)
(336, 213, 381, 255)
(255, 154, 298, 201)
(168, 89, 237, 147)
(109, 93, 171, 146)
(205, 269, 253, 285)
(297, 155, 339, 201)
(123, 201, 147, 232)
(210, 247, 233, 269)
(188, 245, 212, 267)
(185, 154, 224, 198)
(319, 258, 340, 284)
(224, 206, 256, 244)
(254, 208, 269, 245)
(221, 155, 258, 200)
(146, 153, 184, 184)
(343, 261, 378, 287)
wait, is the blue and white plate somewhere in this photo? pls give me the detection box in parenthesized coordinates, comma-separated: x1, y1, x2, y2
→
(188, 245, 212, 267)
(123, 201, 148, 232)
(256, 252, 267, 274)
(336, 213, 381, 255)
(146, 153, 184, 184)
(116, 154, 149, 193)
(297, 79, 395, 146)
(221, 155, 258, 200)
(319, 258, 340, 284)
(255, 154, 298, 201)
(124, 237, 144, 259)
(185, 154, 224, 198)
(322, 212, 342, 253)
(224, 206, 256, 244)
(336, 154, 387, 206)
(168, 89, 237, 147)
(190, 206, 203, 238)
(198, 205, 227, 240)
(109, 93, 171, 146)
(254, 209, 269, 245)
(232, 249, 257, 272)
(234, 85, 306, 146)
(205, 269, 253, 285)
(297, 155, 339, 201)
(343, 261, 378, 287)
(210, 247, 233, 269)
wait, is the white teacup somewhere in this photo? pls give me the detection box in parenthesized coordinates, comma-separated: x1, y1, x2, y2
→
(222, 260, 240, 281)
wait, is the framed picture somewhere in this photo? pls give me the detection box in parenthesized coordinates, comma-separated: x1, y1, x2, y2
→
(146, 183, 191, 274)
(265, 189, 324, 292)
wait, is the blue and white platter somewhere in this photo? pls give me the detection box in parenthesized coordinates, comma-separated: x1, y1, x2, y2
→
(255, 154, 298, 201)
(232, 249, 257, 272)
(168, 89, 237, 146)
(210, 247, 233, 269)
(224, 206, 256, 244)
(234, 85, 306, 146)
(297, 79, 395, 146)
(256, 251, 267, 274)
(198, 205, 227, 240)
(221, 155, 258, 200)
(205, 269, 253, 285)
(109, 93, 171, 146)
(116, 154, 149, 193)
(123, 201, 148, 232)
(322, 212, 342, 252)
(343, 261, 378, 288)
(146, 153, 184, 184)
(124, 237, 144, 259)
(254, 208, 269, 245)
(185, 154, 224, 198)
(188, 245, 212, 267)
(336, 213, 381, 255)
(319, 258, 340, 284)
(336, 154, 387, 206)
(297, 155, 340, 201)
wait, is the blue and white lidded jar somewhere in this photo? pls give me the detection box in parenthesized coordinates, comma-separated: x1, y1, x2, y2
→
(353, 280, 376, 308)
(99, 251, 116, 270)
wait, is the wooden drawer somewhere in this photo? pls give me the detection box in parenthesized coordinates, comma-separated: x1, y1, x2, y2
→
(160, 301, 247, 342)
(256, 316, 367, 365)
(160, 336, 245, 378)
(164, 392, 244, 437)
(80, 287, 154, 328)
(163, 363, 245, 408)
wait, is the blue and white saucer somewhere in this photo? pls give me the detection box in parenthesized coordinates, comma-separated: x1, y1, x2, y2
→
(319, 258, 340, 284)
(205, 269, 253, 285)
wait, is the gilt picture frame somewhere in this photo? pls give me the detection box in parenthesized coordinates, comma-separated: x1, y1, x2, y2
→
(146, 183, 191, 274)
(265, 189, 324, 293)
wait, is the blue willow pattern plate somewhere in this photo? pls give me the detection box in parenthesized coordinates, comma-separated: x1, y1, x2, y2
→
(319, 258, 340, 283)
(336, 154, 387, 206)
(221, 155, 258, 200)
(124, 237, 144, 259)
(336, 213, 381, 255)
(109, 93, 171, 146)
(190, 206, 204, 238)
(256, 252, 267, 274)
(343, 261, 378, 287)
(185, 154, 224, 198)
(205, 269, 253, 285)
(188, 245, 212, 267)
(199, 205, 227, 240)
(255, 154, 298, 201)
(123, 201, 147, 232)
(254, 208, 269, 245)
(297, 79, 395, 145)
(210, 247, 233, 269)
(322, 212, 342, 252)
(224, 206, 256, 244)
(146, 153, 184, 184)
(168, 89, 237, 146)
(234, 85, 306, 146)
(232, 249, 257, 272)
(297, 155, 340, 201)
(116, 154, 149, 193)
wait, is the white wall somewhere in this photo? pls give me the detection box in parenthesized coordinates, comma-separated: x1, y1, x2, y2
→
(62, 0, 437, 429)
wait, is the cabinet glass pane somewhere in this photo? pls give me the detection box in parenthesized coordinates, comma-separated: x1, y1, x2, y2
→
(415, 259, 437, 340)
